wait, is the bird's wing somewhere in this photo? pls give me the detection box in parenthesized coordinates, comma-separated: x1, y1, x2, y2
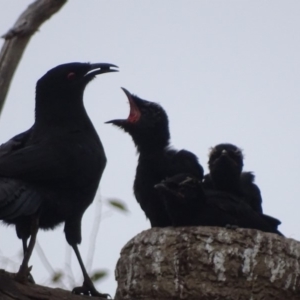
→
(206, 190, 281, 234)
(0, 129, 45, 219)
(0, 178, 41, 220)
(0, 128, 32, 156)
(170, 150, 204, 179)
(240, 172, 263, 213)
(0, 133, 67, 182)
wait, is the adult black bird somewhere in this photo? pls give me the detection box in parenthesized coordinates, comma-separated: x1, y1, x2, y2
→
(106, 89, 203, 227)
(0, 62, 117, 297)
(156, 173, 282, 235)
(203, 143, 281, 232)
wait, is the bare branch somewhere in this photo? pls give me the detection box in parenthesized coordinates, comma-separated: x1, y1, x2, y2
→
(86, 197, 103, 272)
(0, 269, 109, 300)
(0, 0, 67, 115)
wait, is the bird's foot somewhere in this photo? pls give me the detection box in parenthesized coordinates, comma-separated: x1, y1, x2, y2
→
(72, 279, 110, 298)
(225, 224, 239, 230)
(27, 273, 35, 284)
(15, 265, 35, 283)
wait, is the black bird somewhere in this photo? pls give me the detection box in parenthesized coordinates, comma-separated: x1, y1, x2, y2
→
(106, 89, 203, 227)
(0, 62, 117, 297)
(203, 143, 263, 213)
(156, 173, 282, 235)
(155, 174, 206, 227)
(203, 143, 281, 232)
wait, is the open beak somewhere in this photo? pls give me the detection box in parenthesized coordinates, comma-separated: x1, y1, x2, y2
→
(105, 87, 141, 126)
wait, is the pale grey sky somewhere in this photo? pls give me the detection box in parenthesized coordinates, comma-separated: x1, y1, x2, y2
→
(0, 1, 299, 296)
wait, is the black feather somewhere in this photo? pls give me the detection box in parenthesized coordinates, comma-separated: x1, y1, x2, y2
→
(157, 173, 282, 235)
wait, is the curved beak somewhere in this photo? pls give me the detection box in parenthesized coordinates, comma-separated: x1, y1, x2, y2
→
(105, 119, 126, 126)
(84, 63, 118, 80)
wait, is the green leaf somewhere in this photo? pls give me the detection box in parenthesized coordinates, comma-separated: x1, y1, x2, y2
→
(90, 270, 108, 282)
(52, 271, 63, 282)
(107, 199, 128, 213)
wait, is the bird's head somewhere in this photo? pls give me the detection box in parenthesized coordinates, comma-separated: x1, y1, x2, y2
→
(36, 62, 118, 98)
(106, 88, 170, 151)
(34, 62, 118, 125)
(208, 143, 244, 176)
(155, 173, 203, 203)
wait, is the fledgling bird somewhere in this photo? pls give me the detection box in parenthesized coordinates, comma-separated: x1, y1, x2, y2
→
(155, 174, 206, 226)
(156, 173, 282, 235)
(203, 143, 282, 232)
(0, 62, 118, 297)
(106, 89, 204, 227)
(203, 143, 263, 213)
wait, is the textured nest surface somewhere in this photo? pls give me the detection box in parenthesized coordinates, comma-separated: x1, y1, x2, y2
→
(115, 227, 300, 300)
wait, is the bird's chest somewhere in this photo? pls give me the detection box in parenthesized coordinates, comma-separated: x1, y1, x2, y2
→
(46, 136, 105, 188)
(134, 157, 167, 200)
(67, 142, 103, 173)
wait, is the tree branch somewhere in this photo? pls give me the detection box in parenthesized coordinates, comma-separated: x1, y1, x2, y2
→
(0, 269, 105, 300)
(0, 0, 67, 115)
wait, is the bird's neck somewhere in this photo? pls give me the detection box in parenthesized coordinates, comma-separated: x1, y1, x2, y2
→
(136, 139, 170, 155)
(34, 94, 91, 130)
(132, 128, 170, 154)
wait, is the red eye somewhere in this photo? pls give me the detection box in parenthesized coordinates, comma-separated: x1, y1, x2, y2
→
(67, 72, 76, 80)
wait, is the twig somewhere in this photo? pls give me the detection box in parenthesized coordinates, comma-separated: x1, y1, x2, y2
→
(86, 196, 103, 272)
(35, 241, 55, 275)
(64, 245, 75, 287)
(0, 0, 67, 115)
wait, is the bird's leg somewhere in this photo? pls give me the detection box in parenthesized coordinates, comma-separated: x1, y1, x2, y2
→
(22, 238, 28, 255)
(15, 217, 39, 283)
(21, 237, 35, 283)
(71, 244, 110, 298)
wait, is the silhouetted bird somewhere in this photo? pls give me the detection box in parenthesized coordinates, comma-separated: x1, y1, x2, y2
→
(106, 89, 203, 227)
(155, 174, 206, 227)
(156, 173, 282, 235)
(0, 62, 117, 297)
(203, 143, 281, 232)
(203, 143, 263, 213)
